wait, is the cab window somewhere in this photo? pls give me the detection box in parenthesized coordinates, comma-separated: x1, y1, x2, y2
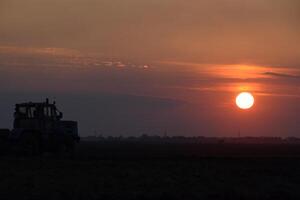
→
(18, 107, 26, 115)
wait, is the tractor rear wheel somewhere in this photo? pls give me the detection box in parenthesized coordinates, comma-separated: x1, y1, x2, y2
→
(64, 135, 75, 156)
(19, 131, 41, 156)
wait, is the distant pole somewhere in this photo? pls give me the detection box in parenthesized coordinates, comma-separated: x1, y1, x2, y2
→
(238, 113, 242, 138)
(164, 130, 168, 138)
(238, 112, 244, 142)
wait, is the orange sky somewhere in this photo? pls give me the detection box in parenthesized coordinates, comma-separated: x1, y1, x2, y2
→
(0, 0, 300, 136)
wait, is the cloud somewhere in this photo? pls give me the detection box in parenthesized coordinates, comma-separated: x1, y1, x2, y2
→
(0, 46, 81, 56)
(1, 0, 300, 65)
(264, 72, 300, 79)
(0, 46, 151, 70)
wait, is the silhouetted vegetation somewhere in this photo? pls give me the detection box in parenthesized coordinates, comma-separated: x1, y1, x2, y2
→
(82, 134, 300, 144)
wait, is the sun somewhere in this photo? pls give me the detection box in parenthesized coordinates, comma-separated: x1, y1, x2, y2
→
(236, 92, 254, 110)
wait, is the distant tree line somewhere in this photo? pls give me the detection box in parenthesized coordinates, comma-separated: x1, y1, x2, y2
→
(82, 134, 300, 144)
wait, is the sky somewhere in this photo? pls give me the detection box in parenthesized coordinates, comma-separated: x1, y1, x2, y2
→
(0, 0, 300, 136)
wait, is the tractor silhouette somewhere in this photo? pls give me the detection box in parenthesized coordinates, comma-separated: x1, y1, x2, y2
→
(1, 99, 80, 155)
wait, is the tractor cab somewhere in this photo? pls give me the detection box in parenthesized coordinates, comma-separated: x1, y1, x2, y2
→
(9, 99, 79, 155)
(14, 99, 63, 130)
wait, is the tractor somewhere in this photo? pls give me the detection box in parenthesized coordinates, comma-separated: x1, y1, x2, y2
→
(1, 99, 80, 155)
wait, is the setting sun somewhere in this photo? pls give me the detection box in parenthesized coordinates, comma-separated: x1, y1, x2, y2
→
(236, 92, 255, 110)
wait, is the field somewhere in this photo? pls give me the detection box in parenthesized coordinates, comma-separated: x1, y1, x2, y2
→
(1, 141, 300, 199)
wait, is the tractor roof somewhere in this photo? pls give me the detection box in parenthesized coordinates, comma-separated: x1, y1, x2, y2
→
(16, 99, 55, 107)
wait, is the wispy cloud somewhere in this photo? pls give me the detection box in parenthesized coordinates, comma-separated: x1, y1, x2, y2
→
(0, 46, 151, 70)
(264, 72, 300, 79)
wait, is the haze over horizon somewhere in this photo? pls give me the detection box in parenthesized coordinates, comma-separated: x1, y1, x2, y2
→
(1, 0, 300, 136)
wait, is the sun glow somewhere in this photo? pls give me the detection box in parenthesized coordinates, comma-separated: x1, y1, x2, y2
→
(236, 92, 255, 110)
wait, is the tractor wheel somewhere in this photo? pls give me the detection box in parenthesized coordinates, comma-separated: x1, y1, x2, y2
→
(51, 134, 75, 157)
(64, 135, 75, 155)
(0, 139, 8, 155)
(0, 129, 10, 155)
(19, 131, 41, 156)
(50, 135, 65, 155)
